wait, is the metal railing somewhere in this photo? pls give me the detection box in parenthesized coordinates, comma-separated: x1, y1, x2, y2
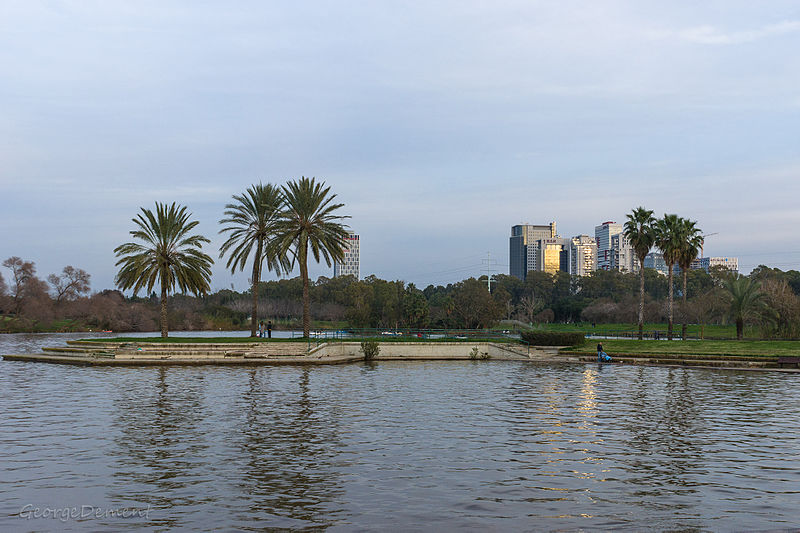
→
(290, 328, 530, 353)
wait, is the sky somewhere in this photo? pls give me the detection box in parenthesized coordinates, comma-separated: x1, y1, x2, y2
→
(2, 1, 800, 293)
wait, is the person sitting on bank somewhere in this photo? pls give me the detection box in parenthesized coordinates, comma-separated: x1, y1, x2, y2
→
(597, 343, 612, 362)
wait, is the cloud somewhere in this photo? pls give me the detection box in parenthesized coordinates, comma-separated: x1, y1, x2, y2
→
(677, 20, 800, 45)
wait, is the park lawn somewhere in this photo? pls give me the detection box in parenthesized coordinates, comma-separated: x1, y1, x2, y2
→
(568, 339, 800, 358)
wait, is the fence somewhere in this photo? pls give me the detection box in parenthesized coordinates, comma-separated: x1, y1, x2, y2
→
(290, 328, 529, 353)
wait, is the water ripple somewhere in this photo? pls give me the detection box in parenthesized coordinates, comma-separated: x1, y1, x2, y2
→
(2, 336, 800, 530)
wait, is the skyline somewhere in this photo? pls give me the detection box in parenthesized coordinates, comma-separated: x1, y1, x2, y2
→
(2, 2, 800, 292)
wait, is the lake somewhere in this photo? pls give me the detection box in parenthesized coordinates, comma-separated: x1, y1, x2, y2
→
(1, 333, 799, 531)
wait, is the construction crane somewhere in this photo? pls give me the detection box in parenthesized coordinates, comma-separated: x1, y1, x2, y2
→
(700, 233, 719, 259)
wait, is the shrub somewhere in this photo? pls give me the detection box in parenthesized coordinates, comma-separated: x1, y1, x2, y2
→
(469, 346, 490, 360)
(360, 340, 380, 361)
(520, 331, 585, 347)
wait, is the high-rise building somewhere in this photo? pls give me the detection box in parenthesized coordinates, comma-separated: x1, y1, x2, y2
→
(644, 252, 670, 275)
(610, 233, 636, 272)
(333, 233, 360, 279)
(691, 256, 739, 273)
(568, 235, 597, 276)
(595, 221, 623, 271)
(509, 222, 557, 279)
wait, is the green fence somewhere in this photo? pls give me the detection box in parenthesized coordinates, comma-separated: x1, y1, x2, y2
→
(291, 328, 530, 354)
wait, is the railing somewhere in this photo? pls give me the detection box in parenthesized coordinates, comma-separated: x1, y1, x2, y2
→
(291, 328, 530, 354)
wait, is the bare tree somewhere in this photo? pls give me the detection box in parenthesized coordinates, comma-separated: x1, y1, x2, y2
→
(518, 292, 544, 324)
(48, 266, 91, 303)
(2, 257, 39, 315)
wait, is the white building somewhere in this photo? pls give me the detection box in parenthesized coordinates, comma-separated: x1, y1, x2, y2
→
(569, 235, 597, 276)
(333, 233, 360, 279)
(595, 221, 623, 271)
(610, 233, 636, 273)
(691, 256, 739, 274)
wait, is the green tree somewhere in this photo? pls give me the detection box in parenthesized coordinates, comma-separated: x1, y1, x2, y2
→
(724, 275, 764, 340)
(676, 218, 703, 340)
(274, 177, 350, 337)
(451, 278, 500, 328)
(114, 202, 213, 337)
(655, 214, 683, 340)
(623, 206, 656, 339)
(219, 183, 288, 337)
(402, 283, 429, 328)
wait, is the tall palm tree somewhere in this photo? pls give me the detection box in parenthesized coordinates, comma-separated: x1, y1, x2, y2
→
(623, 207, 656, 340)
(655, 214, 683, 340)
(676, 218, 703, 340)
(114, 202, 213, 338)
(219, 183, 289, 337)
(273, 177, 350, 338)
(724, 276, 764, 340)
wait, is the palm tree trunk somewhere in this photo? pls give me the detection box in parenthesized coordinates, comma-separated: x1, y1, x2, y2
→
(667, 264, 674, 340)
(300, 238, 310, 338)
(736, 318, 743, 340)
(681, 270, 688, 340)
(250, 239, 263, 337)
(638, 258, 645, 340)
(160, 285, 168, 338)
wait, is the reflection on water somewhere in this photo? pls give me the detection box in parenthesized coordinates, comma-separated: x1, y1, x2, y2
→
(2, 334, 800, 531)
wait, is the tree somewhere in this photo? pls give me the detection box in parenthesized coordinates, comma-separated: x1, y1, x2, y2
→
(219, 183, 289, 337)
(402, 284, 429, 328)
(2, 257, 39, 316)
(48, 266, 91, 303)
(655, 214, 683, 340)
(724, 275, 764, 340)
(273, 177, 350, 337)
(518, 292, 544, 324)
(758, 279, 800, 339)
(451, 278, 500, 328)
(114, 202, 214, 338)
(623, 207, 656, 340)
(676, 218, 703, 340)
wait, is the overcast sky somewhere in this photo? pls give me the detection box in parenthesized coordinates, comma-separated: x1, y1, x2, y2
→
(2, 1, 799, 292)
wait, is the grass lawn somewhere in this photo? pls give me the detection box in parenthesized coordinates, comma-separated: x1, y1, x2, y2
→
(568, 339, 800, 358)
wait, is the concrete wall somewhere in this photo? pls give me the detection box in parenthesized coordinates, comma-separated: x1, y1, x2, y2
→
(314, 342, 530, 360)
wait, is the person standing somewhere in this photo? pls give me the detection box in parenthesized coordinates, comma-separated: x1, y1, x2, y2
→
(267, 320, 272, 339)
(597, 342, 611, 362)
(258, 320, 265, 338)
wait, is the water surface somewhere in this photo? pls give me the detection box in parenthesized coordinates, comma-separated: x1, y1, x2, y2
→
(2, 333, 799, 531)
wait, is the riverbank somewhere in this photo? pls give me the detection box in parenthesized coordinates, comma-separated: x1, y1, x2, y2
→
(1, 339, 538, 366)
(566, 339, 800, 358)
(4, 337, 800, 372)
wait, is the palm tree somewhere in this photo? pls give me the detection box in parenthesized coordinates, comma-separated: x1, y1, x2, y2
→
(724, 276, 764, 340)
(676, 218, 703, 340)
(273, 177, 350, 337)
(623, 207, 656, 340)
(219, 183, 289, 337)
(655, 214, 683, 340)
(114, 202, 214, 338)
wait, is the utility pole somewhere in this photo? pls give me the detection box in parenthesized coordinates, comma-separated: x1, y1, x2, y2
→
(483, 252, 497, 292)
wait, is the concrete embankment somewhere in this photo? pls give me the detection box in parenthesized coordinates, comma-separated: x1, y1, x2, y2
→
(559, 350, 800, 372)
(2, 340, 545, 366)
(6, 341, 797, 372)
